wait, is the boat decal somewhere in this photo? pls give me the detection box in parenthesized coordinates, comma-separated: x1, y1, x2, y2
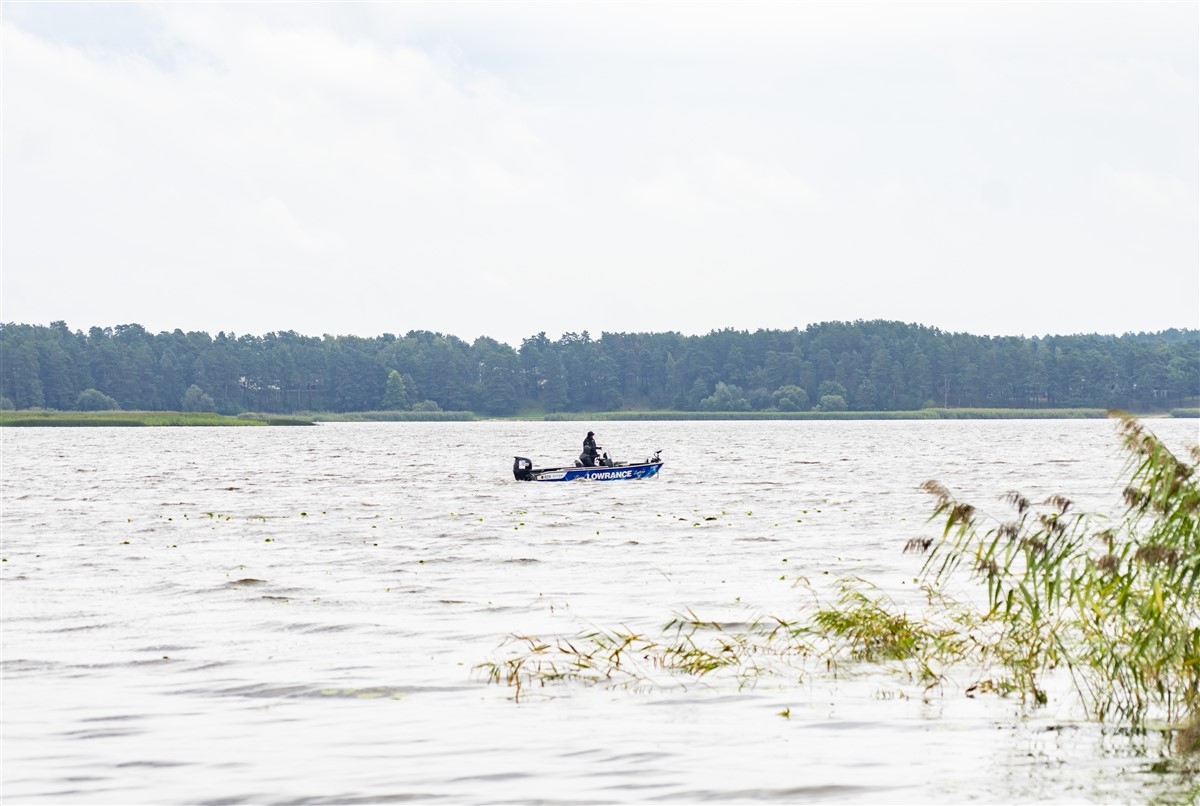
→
(587, 469, 635, 480)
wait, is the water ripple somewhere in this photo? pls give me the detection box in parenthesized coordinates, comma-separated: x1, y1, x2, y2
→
(2, 419, 1196, 804)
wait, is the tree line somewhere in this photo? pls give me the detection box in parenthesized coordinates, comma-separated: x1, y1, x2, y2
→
(1, 320, 1196, 415)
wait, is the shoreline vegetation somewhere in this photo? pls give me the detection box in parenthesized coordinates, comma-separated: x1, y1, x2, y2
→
(2, 408, 1198, 427)
(0, 411, 317, 427)
(3, 322, 1196, 419)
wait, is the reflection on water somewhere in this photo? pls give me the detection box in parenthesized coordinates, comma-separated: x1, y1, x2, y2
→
(3, 419, 1198, 803)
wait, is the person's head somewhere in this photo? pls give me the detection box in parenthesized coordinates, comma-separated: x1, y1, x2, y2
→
(587, 431, 594, 438)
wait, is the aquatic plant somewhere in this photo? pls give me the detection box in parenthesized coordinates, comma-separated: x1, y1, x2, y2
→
(0, 410, 312, 426)
(477, 612, 805, 700)
(540, 408, 1111, 421)
(907, 413, 1199, 731)
(805, 577, 973, 694)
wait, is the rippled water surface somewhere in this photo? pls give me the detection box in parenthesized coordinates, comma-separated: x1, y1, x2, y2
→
(4, 419, 1199, 804)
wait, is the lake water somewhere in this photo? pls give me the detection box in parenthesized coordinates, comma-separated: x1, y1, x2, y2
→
(3, 418, 1198, 804)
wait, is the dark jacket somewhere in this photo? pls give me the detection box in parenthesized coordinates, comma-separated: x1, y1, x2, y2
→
(580, 433, 600, 466)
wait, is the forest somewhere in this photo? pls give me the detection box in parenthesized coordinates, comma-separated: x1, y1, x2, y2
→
(1, 320, 1197, 416)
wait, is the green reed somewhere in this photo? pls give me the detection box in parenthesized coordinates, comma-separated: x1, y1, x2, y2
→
(908, 412, 1199, 733)
(0, 410, 314, 426)
(542, 408, 1110, 421)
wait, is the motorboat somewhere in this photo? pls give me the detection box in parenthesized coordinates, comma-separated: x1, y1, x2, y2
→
(512, 450, 663, 482)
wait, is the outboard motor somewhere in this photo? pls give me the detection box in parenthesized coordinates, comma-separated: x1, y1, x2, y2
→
(513, 456, 534, 481)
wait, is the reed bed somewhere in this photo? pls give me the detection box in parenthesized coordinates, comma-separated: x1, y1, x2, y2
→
(0, 410, 315, 426)
(309, 410, 475, 422)
(544, 408, 1111, 421)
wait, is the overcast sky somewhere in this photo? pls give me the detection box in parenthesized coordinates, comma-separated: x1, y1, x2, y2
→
(2, 1, 1197, 347)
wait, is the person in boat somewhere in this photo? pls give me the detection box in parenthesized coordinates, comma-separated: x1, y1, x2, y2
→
(579, 431, 601, 467)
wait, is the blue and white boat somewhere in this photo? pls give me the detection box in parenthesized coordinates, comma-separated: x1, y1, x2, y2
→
(513, 450, 663, 482)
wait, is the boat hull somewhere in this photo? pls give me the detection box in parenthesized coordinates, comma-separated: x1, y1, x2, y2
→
(526, 461, 663, 482)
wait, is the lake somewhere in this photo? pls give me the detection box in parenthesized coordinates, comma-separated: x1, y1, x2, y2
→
(3, 418, 1198, 804)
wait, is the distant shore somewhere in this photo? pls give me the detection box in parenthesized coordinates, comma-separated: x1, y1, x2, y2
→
(2, 407, 1196, 426)
(0, 411, 316, 427)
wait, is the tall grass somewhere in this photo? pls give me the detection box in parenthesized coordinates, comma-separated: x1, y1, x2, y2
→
(543, 408, 1109, 421)
(0, 410, 313, 426)
(908, 412, 1199, 731)
(308, 410, 475, 422)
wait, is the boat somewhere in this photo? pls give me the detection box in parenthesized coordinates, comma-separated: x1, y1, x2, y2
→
(512, 450, 663, 482)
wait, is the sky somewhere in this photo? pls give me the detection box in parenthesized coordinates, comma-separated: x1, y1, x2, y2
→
(2, 1, 1197, 348)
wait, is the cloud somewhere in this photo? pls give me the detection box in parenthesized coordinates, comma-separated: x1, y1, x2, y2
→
(1096, 164, 1196, 216)
(2, 1, 1196, 344)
